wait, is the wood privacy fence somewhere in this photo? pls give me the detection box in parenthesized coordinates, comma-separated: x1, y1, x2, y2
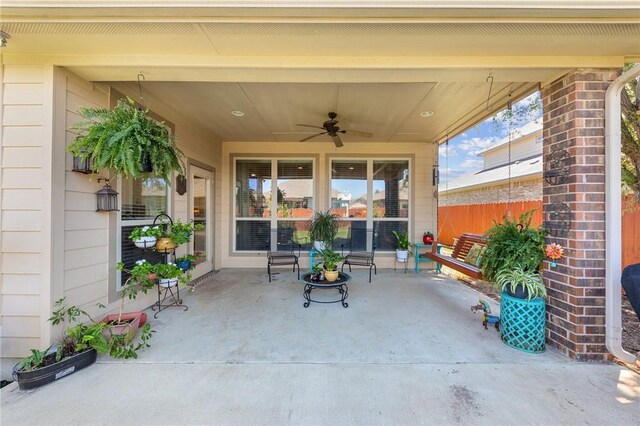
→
(438, 198, 640, 269)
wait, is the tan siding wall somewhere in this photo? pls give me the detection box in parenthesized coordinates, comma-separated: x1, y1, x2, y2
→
(1, 65, 53, 364)
(221, 142, 436, 269)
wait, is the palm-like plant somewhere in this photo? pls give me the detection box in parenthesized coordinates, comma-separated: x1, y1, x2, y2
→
(495, 266, 547, 301)
(67, 97, 184, 181)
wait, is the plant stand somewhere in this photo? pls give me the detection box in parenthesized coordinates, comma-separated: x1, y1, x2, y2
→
(150, 213, 189, 318)
(500, 292, 546, 353)
(394, 257, 409, 273)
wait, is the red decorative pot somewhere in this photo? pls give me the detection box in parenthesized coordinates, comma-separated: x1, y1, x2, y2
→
(423, 235, 434, 245)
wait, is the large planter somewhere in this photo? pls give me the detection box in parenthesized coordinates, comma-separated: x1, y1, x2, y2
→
(396, 249, 409, 261)
(156, 237, 176, 253)
(500, 292, 546, 353)
(505, 284, 529, 300)
(12, 348, 97, 390)
(100, 312, 142, 340)
(134, 236, 157, 249)
(324, 269, 339, 282)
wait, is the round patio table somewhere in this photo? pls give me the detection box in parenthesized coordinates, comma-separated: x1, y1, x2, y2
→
(301, 272, 350, 308)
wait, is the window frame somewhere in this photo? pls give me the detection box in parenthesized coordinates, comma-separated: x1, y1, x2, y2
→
(233, 157, 316, 253)
(329, 157, 411, 252)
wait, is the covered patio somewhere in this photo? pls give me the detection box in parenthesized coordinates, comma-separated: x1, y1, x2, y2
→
(2, 270, 638, 424)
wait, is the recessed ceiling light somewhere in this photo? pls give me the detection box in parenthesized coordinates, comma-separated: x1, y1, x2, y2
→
(348, 167, 355, 170)
(420, 111, 434, 118)
(298, 166, 303, 170)
(250, 173, 256, 177)
(231, 110, 245, 117)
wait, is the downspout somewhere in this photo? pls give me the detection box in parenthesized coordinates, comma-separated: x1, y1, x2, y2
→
(605, 64, 640, 364)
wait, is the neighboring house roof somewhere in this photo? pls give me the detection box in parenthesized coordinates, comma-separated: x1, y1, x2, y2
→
(276, 179, 313, 199)
(440, 155, 542, 194)
(477, 120, 542, 156)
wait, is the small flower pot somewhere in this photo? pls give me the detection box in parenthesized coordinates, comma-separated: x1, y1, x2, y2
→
(324, 270, 339, 282)
(176, 259, 192, 272)
(155, 238, 176, 253)
(158, 278, 179, 288)
(423, 235, 434, 245)
(134, 236, 157, 249)
(396, 249, 409, 261)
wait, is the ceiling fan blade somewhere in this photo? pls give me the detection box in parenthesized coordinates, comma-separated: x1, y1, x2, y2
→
(299, 132, 326, 142)
(296, 124, 325, 130)
(331, 134, 344, 148)
(347, 129, 373, 138)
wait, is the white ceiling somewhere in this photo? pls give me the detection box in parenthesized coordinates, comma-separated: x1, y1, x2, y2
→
(2, 8, 639, 144)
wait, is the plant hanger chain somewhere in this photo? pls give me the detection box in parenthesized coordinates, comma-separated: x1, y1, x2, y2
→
(485, 73, 494, 111)
(137, 72, 146, 109)
(507, 91, 513, 220)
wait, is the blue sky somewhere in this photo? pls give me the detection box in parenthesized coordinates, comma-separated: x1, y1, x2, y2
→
(438, 92, 542, 186)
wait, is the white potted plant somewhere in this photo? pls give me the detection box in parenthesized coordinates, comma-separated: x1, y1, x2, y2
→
(129, 225, 162, 249)
(154, 262, 186, 288)
(392, 230, 413, 261)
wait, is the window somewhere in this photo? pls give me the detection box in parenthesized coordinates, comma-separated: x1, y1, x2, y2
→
(331, 159, 409, 251)
(234, 158, 314, 251)
(118, 175, 169, 287)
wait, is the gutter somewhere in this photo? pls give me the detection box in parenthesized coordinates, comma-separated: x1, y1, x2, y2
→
(604, 64, 640, 364)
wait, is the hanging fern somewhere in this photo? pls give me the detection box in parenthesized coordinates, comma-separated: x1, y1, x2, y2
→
(67, 97, 184, 182)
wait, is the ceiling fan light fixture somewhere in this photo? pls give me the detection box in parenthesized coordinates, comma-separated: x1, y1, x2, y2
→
(231, 110, 245, 117)
(420, 111, 434, 118)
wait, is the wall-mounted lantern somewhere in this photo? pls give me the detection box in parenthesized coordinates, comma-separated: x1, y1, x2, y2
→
(72, 152, 94, 174)
(96, 178, 119, 212)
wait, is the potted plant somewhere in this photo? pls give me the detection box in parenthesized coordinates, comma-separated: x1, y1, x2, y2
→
(479, 209, 547, 282)
(129, 225, 163, 249)
(308, 210, 340, 251)
(392, 230, 413, 261)
(66, 97, 185, 181)
(105, 261, 157, 338)
(495, 266, 547, 301)
(423, 231, 434, 245)
(12, 298, 109, 390)
(175, 252, 204, 272)
(154, 262, 187, 288)
(320, 248, 344, 282)
(169, 220, 205, 246)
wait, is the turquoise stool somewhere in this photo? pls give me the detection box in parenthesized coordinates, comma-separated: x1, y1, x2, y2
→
(500, 292, 546, 353)
(309, 249, 321, 271)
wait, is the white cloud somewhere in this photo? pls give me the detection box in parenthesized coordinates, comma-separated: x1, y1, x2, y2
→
(439, 144, 458, 157)
(461, 159, 483, 169)
(457, 136, 499, 156)
(437, 167, 467, 186)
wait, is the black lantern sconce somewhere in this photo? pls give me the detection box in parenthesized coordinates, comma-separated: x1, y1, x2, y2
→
(72, 152, 94, 174)
(96, 178, 119, 212)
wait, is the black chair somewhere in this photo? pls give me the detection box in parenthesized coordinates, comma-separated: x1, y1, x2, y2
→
(267, 228, 301, 282)
(341, 224, 376, 282)
(622, 263, 640, 321)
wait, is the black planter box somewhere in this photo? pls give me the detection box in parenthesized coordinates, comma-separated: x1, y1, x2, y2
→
(12, 348, 97, 390)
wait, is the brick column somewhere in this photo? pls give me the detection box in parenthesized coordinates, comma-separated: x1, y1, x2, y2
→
(541, 69, 619, 360)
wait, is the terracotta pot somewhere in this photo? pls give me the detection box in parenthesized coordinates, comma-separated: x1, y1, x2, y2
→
(100, 311, 143, 340)
(147, 273, 157, 281)
(155, 237, 176, 253)
(324, 270, 339, 282)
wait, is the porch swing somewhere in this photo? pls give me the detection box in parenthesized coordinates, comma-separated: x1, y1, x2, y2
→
(425, 88, 518, 280)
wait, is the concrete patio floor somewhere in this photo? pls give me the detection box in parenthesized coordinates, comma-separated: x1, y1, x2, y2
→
(2, 268, 639, 425)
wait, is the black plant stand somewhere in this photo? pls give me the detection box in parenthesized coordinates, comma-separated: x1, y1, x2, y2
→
(151, 213, 188, 318)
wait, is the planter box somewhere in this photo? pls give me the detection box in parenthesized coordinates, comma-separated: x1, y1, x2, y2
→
(100, 312, 142, 340)
(12, 348, 97, 390)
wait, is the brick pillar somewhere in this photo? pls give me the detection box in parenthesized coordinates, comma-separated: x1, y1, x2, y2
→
(541, 69, 619, 361)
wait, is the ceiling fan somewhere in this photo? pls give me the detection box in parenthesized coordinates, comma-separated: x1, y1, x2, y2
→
(297, 112, 373, 148)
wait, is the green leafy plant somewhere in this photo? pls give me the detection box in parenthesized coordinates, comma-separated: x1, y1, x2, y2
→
(167, 220, 205, 245)
(320, 248, 344, 271)
(108, 324, 153, 359)
(392, 230, 413, 254)
(67, 97, 185, 181)
(308, 210, 340, 247)
(153, 262, 185, 280)
(423, 231, 433, 237)
(116, 261, 155, 323)
(479, 209, 547, 282)
(129, 225, 163, 241)
(495, 267, 547, 301)
(176, 253, 201, 264)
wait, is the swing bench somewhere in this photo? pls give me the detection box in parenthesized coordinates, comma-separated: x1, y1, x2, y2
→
(424, 233, 487, 280)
